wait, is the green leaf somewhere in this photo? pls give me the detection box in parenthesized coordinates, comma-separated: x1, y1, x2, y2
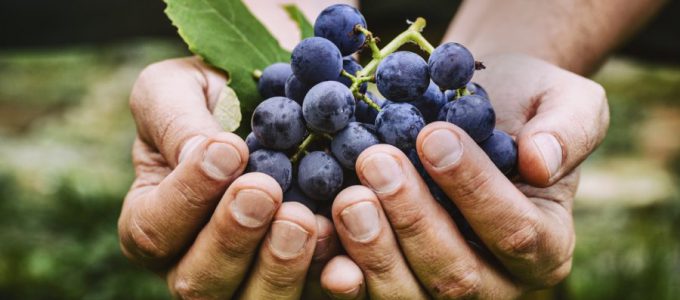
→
(212, 85, 242, 132)
(164, 0, 290, 131)
(283, 4, 314, 40)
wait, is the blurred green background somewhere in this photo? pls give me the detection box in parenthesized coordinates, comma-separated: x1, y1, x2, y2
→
(1, 1, 679, 299)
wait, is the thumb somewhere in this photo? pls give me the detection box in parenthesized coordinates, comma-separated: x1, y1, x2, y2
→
(517, 78, 609, 187)
(130, 57, 228, 168)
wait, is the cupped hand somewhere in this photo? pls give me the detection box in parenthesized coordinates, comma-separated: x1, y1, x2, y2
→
(117, 57, 348, 299)
(322, 53, 609, 298)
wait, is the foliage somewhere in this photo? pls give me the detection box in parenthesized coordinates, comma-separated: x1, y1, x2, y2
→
(283, 4, 314, 40)
(163, 0, 295, 131)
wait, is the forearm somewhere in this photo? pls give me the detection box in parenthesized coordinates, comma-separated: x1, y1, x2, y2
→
(444, 0, 665, 75)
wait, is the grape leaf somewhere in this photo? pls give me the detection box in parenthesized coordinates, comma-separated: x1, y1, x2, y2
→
(212, 85, 241, 132)
(164, 0, 290, 131)
(283, 4, 314, 40)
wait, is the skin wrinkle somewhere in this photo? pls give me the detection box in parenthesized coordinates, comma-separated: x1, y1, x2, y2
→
(120, 0, 664, 296)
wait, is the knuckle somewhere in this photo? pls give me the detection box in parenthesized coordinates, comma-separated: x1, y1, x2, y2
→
(431, 263, 481, 299)
(543, 257, 573, 287)
(172, 277, 204, 300)
(532, 256, 573, 289)
(389, 204, 430, 240)
(122, 217, 171, 262)
(171, 176, 210, 209)
(211, 222, 254, 261)
(130, 61, 168, 111)
(258, 266, 302, 294)
(496, 214, 541, 263)
(448, 167, 494, 204)
(360, 249, 400, 276)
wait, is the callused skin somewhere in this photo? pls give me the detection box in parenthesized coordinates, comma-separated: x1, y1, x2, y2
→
(118, 0, 651, 295)
(326, 53, 609, 299)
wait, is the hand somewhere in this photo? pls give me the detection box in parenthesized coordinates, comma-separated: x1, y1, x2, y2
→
(117, 57, 344, 299)
(321, 53, 609, 298)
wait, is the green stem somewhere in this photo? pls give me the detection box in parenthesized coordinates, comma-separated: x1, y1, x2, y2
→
(362, 93, 382, 112)
(356, 17, 431, 77)
(452, 87, 471, 101)
(351, 18, 433, 113)
(341, 69, 356, 81)
(290, 133, 316, 163)
(252, 69, 263, 80)
(356, 25, 381, 59)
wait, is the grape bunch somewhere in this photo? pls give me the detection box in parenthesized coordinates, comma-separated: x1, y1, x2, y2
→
(244, 4, 517, 217)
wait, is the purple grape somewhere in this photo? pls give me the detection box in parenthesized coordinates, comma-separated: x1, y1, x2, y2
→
(257, 62, 292, 99)
(314, 4, 367, 55)
(291, 37, 343, 84)
(428, 43, 475, 90)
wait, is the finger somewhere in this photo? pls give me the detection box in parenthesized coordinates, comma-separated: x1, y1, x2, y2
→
(332, 186, 428, 299)
(130, 57, 227, 167)
(417, 122, 575, 287)
(517, 75, 608, 186)
(321, 255, 366, 300)
(118, 132, 248, 268)
(356, 145, 521, 298)
(238, 202, 318, 300)
(166, 173, 282, 299)
(311, 215, 340, 264)
(301, 215, 342, 299)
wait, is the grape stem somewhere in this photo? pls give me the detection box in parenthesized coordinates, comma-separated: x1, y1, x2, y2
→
(455, 87, 471, 99)
(252, 69, 263, 80)
(290, 133, 316, 163)
(361, 93, 382, 111)
(356, 18, 433, 78)
(355, 25, 381, 59)
(291, 18, 436, 163)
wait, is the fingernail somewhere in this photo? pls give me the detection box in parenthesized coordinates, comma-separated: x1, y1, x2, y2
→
(178, 136, 206, 164)
(422, 129, 463, 168)
(360, 153, 402, 193)
(230, 189, 276, 228)
(341, 201, 380, 243)
(202, 142, 241, 180)
(532, 133, 562, 179)
(269, 220, 310, 259)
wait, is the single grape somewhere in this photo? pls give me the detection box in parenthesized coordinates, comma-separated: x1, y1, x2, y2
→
(444, 82, 489, 102)
(440, 94, 495, 142)
(331, 122, 380, 169)
(302, 81, 355, 133)
(291, 37, 343, 84)
(344, 55, 359, 63)
(298, 151, 344, 202)
(355, 91, 387, 124)
(245, 132, 262, 153)
(284, 182, 318, 213)
(314, 4, 367, 55)
(466, 82, 488, 99)
(428, 42, 475, 90)
(479, 129, 518, 176)
(336, 57, 367, 93)
(409, 80, 447, 123)
(375, 103, 425, 151)
(284, 74, 312, 104)
(247, 149, 292, 191)
(437, 101, 451, 121)
(257, 62, 292, 99)
(376, 51, 430, 102)
(251, 97, 306, 150)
